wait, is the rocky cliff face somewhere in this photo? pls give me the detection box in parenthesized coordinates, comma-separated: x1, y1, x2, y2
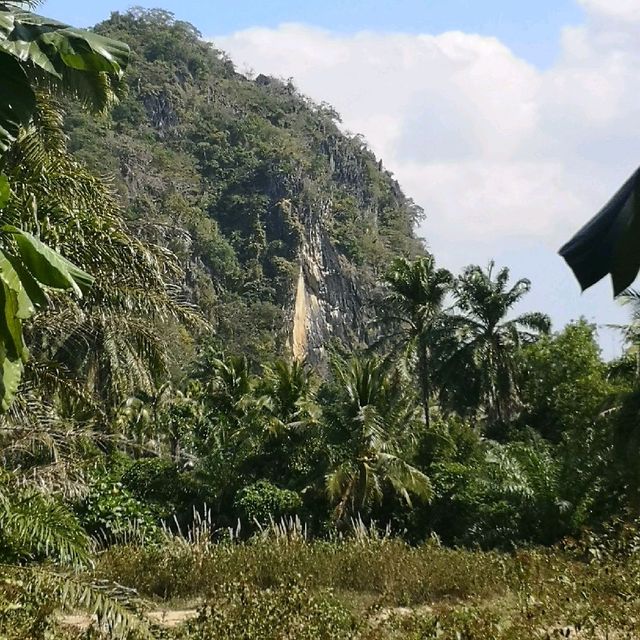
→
(65, 9, 424, 363)
(292, 203, 369, 364)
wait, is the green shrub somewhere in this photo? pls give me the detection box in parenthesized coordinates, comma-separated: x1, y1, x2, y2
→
(77, 480, 161, 546)
(120, 458, 206, 516)
(234, 481, 303, 526)
(174, 581, 357, 640)
(76, 538, 640, 638)
(0, 577, 62, 640)
(95, 537, 507, 604)
(121, 459, 182, 504)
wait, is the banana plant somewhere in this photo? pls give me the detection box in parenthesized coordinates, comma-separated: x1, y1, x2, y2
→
(0, 0, 129, 151)
(0, 178, 94, 408)
(0, 1, 129, 409)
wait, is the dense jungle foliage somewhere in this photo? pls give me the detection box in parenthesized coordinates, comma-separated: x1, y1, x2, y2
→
(64, 8, 425, 361)
(3, 4, 640, 639)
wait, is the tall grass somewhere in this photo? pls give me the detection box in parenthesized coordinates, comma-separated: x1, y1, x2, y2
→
(96, 523, 507, 604)
(83, 519, 640, 638)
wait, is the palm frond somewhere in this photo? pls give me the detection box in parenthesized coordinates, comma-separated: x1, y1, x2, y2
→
(451, 262, 549, 423)
(2, 94, 207, 410)
(0, 483, 90, 567)
(379, 453, 433, 506)
(4, 566, 154, 640)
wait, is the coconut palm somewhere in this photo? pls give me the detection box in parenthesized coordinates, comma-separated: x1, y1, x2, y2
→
(259, 359, 320, 436)
(190, 353, 262, 461)
(449, 262, 550, 425)
(326, 357, 432, 521)
(383, 254, 454, 428)
(204, 354, 254, 413)
(246, 359, 323, 486)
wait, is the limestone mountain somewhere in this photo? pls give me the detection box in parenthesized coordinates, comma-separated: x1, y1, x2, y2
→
(65, 8, 425, 364)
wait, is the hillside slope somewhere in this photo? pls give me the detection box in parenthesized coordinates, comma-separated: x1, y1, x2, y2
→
(65, 9, 425, 363)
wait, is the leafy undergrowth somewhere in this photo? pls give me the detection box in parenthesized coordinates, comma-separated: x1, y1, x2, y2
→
(3, 535, 640, 638)
(85, 537, 640, 639)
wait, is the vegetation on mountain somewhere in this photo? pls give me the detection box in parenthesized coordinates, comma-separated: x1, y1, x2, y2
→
(62, 8, 425, 362)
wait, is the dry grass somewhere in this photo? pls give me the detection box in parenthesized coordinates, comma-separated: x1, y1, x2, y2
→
(85, 533, 640, 639)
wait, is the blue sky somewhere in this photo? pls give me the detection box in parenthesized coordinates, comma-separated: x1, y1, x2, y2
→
(40, 0, 639, 357)
(43, 0, 584, 67)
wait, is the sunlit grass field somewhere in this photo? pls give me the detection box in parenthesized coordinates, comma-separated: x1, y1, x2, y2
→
(78, 524, 640, 639)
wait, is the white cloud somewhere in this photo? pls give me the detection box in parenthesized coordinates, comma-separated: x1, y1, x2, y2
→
(215, 7, 640, 344)
(216, 17, 639, 249)
(578, 0, 640, 22)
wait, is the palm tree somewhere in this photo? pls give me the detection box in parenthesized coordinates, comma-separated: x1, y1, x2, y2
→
(383, 255, 454, 428)
(248, 359, 322, 486)
(0, 7, 168, 636)
(469, 439, 571, 546)
(259, 359, 320, 436)
(191, 353, 261, 459)
(450, 261, 550, 425)
(326, 357, 432, 522)
(205, 354, 254, 412)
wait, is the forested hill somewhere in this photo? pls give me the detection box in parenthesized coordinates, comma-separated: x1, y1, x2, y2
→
(65, 8, 424, 363)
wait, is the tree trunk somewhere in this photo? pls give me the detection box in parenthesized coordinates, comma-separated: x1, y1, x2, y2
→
(417, 332, 431, 429)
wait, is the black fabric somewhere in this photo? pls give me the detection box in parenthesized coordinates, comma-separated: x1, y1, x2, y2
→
(559, 167, 640, 292)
